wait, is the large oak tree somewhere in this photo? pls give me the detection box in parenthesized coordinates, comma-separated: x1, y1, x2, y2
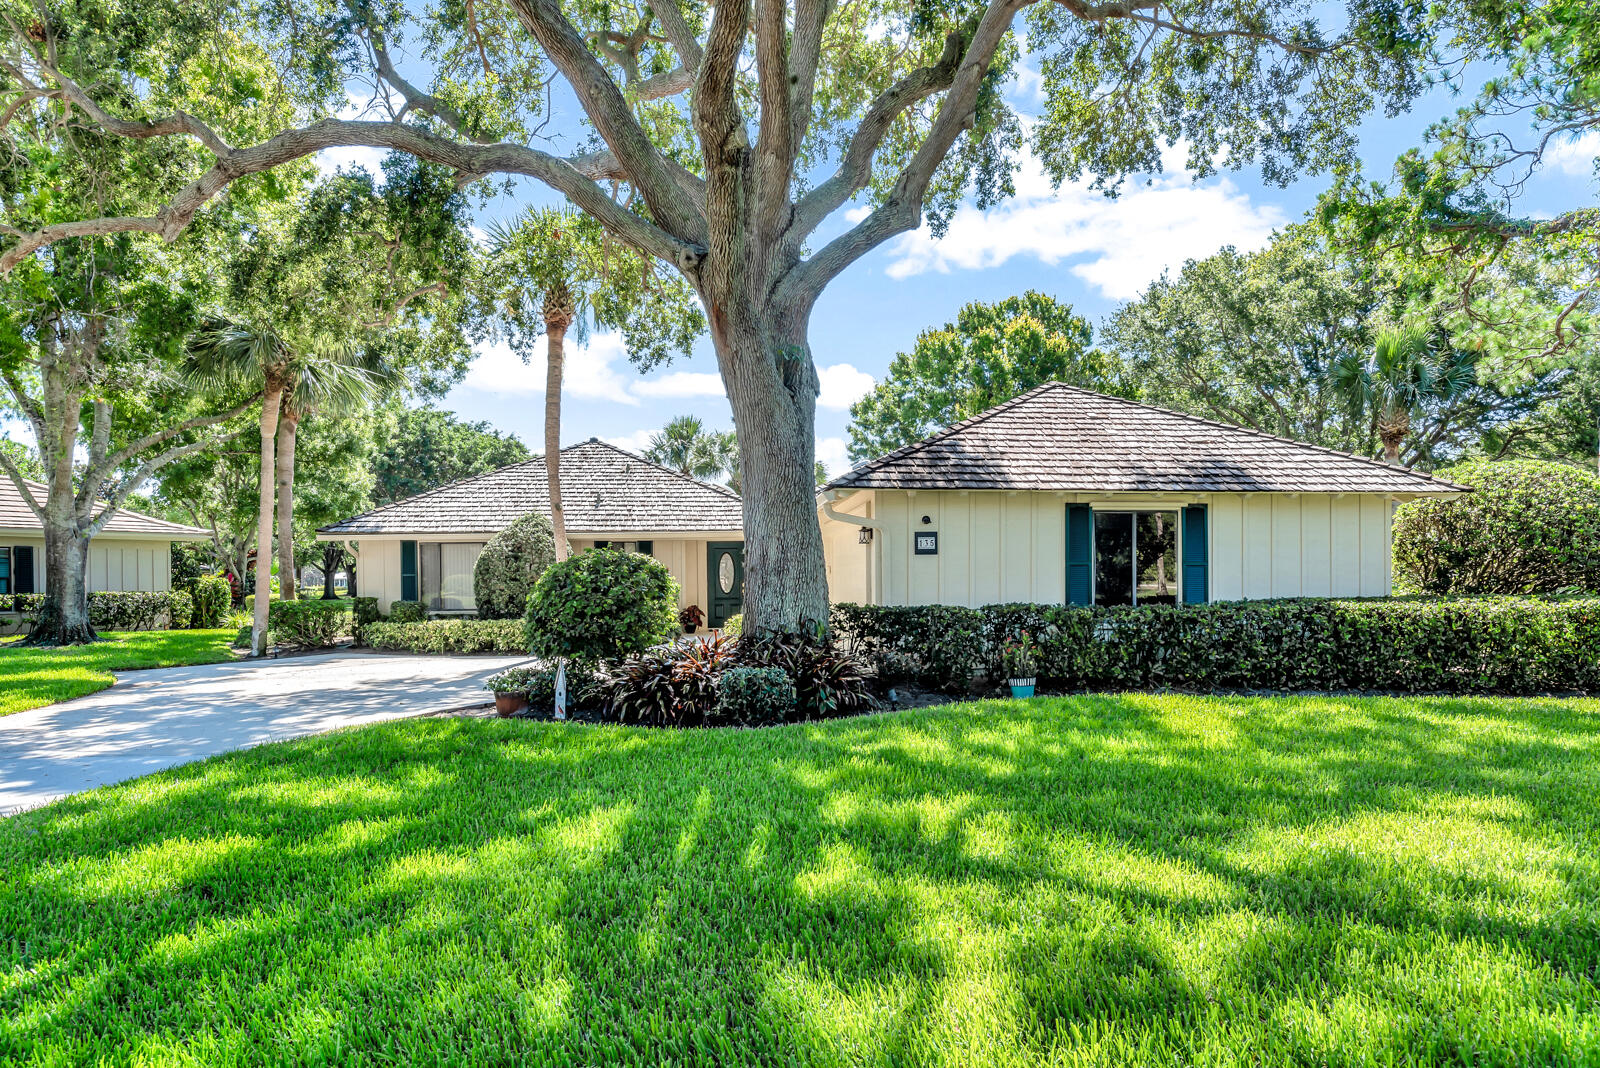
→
(1, 0, 1440, 630)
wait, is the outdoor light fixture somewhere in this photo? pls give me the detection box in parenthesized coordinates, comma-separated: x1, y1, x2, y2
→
(858, 526, 874, 544)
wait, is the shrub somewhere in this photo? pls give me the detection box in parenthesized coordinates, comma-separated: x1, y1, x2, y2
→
(473, 513, 558, 620)
(736, 625, 876, 719)
(352, 597, 381, 643)
(388, 600, 427, 623)
(715, 666, 794, 727)
(88, 592, 173, 631)
(268, 600, 352, 648)
(363, 619, 526, 654)
(833, 597, 1600, 695)
(831, 603, 987, 692)
(167, 589, 194, 631)
(188, 576, 231, 628)
(602, 634, 734, 726)
(525, 548, 679, 666)
(1394, 459, 1600, 595)
(721, 613, 742, 637)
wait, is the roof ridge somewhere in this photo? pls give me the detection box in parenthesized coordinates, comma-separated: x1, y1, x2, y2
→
(572, 437, 743, 502)
(1043, 384, 1470, 491)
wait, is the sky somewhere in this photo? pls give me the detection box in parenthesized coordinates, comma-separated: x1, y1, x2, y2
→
(5, 25, 1595, 480)
(352, 49, 1591, 480)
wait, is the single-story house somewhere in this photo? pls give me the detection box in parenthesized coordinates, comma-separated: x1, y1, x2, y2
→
(818, 383, 1467, 607)
(317, 439, 747, 626)
(0, 477, 210, 596)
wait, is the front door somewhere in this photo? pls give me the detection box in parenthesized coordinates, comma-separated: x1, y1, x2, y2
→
(706, 542, 744, 628)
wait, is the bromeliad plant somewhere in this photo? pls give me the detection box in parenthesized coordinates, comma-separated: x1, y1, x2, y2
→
(1000, 632, 1040, 682)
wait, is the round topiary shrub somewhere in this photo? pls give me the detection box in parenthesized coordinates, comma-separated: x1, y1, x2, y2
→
(1393, 458, 1600, 595)
(525, 548, 679, 665)
(473, 512, 559, 619)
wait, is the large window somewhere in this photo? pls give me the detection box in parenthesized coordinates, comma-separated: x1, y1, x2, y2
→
(420, 542, 485, 612)
(1093, 511, 1179, 606)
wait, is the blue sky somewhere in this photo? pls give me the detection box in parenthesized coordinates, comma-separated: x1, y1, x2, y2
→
(350, 51, 1589, 478)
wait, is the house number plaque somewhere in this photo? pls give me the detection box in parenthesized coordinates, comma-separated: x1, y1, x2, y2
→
(914, 532, 939, 555)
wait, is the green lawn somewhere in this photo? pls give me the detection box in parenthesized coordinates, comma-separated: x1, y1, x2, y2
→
(3, 695, 1599, 1066)
(0, 630, 238, 715)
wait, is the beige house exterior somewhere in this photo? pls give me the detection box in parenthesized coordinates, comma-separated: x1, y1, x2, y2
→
(0, 477, 209, 598)
(318, 440, 747, 626)
(819, 385, 1465, 608)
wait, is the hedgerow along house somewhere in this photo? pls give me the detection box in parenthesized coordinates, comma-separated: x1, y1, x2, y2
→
(0, 477, 210, 597)
(818, 384, 1467, 607)
(317, 439, 748, 626)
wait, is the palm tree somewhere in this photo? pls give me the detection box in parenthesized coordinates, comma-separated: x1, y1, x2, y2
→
(186, 322, 387, 654)
(1330, 325, 1477, 465)
(645, 415, 727, 479)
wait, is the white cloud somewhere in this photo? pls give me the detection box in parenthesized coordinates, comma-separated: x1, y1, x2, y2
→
(1545, 131, 1600, 178)
(880, 147, 1288, 300)
(816, 436, 851, 478)
(816, 362, 875, 411)
(632, 371, 726, 399)
(843, 204, 873, 224)
(460, 332, 641, 405)
(605, 428, 660, 454)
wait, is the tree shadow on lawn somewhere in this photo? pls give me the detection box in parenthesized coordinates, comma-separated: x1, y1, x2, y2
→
(3, 694, 1599, 1066)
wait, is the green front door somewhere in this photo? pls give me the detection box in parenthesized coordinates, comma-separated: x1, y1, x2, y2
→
(706, 542, 744, 628)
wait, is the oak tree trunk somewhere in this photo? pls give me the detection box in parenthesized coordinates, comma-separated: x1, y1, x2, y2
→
(274, 404, 300, 600)
(545, 318, 569, 562)
(30, 498, 94, 646)
(252, 386, 283, 656)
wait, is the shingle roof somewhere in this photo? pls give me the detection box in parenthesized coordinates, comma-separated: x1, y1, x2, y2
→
(319, 438, 745, 536)
(0, 477, 210, 538)
(826, 383, 1469, 495)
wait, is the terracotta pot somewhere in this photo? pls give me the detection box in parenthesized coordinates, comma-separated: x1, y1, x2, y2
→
(494, 692, 529, 718)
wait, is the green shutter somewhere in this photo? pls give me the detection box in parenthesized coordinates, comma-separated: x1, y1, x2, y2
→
(0, 547, 9, 596)
(400, 540, 418, 602)
(1182, 505, 1208, 604)
(1065, 505, 1093, 605)
(12, 545, 32, 594)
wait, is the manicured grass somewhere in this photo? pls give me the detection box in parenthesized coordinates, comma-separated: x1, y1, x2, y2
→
(4, 694, 1600, 1066)
(0, 630, 237, 716)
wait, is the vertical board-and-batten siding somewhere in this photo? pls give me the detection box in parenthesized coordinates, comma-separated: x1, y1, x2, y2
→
(854, 489, 1391, 608)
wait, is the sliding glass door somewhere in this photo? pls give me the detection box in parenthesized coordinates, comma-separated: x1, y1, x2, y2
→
(1093, 510, 1179, 606)
(420, 542, 486, 612)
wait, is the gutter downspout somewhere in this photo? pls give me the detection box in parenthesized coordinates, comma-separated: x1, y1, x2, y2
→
(820, 491, 883, 605)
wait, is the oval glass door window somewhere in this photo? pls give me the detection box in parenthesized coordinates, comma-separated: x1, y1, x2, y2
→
(717, 551, 735, 593)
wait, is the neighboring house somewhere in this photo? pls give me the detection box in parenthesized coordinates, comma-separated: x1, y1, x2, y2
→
(317, 439, 747, 626)
(0, 477, 210, 597)
(818, 383, 1467, 607)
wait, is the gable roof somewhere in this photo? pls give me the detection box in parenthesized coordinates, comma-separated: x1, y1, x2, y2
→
(826, 383, 1469, 496)
(319, 438, 745, 536)
(0, 478, 210, 539)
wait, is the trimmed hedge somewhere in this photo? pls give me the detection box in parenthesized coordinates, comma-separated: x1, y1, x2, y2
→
(832, 597, 1600, 695)
(1, 591, 190, 631)
(352, 597, 381, 643)
(473, 512, 558, 620)
(388, 601, 427, 624)
(187, 575, 232, 629)
(364, 619, 526, 655)
(268, 600, 353, 648)
(167, 589, 194, 631)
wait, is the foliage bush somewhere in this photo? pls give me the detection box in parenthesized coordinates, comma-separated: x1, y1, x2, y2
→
(268, 600, 353, 648)
(88, 592, 177, 631)
(1394, 459, 1600, 595)
(473, 513, 558, 620)
(721, 613, 743, 636)
(602, 635, 735, 726)
(388, 600, 427, 623)
(187, 576, 232, 629)
(166, 589, 194, 631)
(363, 619, 526, 655)
(352, 597, 381, 643)
(833, 597, 1600, 695)
(524, 548, 679, 666)
(735, 625, 876, 719)
(714, 666, 795, 727)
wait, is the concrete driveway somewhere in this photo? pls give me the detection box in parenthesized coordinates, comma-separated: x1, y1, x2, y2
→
(0, 650, 532, 816)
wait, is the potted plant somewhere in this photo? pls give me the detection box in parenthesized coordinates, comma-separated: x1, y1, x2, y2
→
(678, 604, 705, 635)
(484, 666, 538, 717)
(1000, 632, 1039, 698)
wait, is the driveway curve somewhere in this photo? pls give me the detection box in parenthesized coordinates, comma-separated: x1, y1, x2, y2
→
(0, 650, 532, 816)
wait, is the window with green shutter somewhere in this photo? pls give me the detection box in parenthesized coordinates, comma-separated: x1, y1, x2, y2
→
(1065, 505, 1093, 605)
(1182, 505, 1208, 604)
(400, 540, 418, 602)
(13, 546, 32, 594)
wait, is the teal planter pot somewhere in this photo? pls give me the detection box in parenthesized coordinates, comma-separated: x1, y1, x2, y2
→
(1008, 680, 1036, 699)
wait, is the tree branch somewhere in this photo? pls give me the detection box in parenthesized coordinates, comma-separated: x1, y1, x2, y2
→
(753, 0, 795, 253)
(97, 395, 259, 480)
(90, 427, 248, 537)
(369, 33, 494, 145)
(0, 442, 44, 521)
(643, 0, 704, 69)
